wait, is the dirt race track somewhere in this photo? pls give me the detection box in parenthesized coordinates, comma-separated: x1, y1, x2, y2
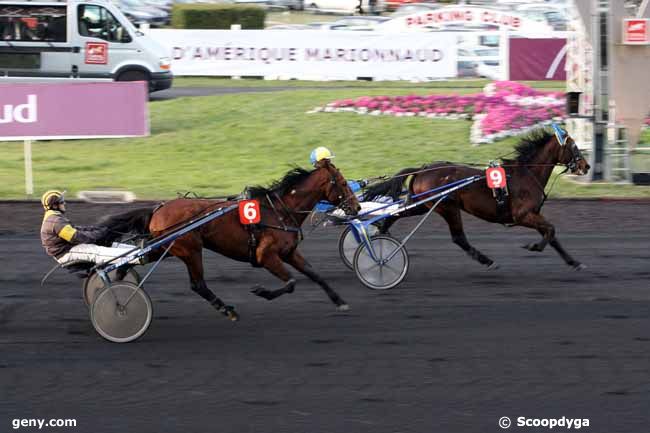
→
(1, 200, 649, 433)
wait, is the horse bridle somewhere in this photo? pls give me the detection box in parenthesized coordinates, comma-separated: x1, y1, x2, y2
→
(324, 166, 357, 216)
(563, 139, 585, 173)
(553, 124, 585, 173)
(262, 165, 356, 236)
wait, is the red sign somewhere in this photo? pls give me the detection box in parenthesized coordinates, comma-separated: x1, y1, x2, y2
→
(623, 19, 649, 44)
(239, 200, 261, 225)
(402, 7, 523, 29)
(509, 38, 567, 81)
(486, 167, 507, 189)
(85, 42, 108, 64)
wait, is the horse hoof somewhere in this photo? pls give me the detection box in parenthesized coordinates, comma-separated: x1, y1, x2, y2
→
(573, 263, 587, 271)
(337, 304, 350, 312)
(251, 286, 272, 300)
(219, 305, 239, 321)
(523, 243, 542, 252)
(487, 262, 500, 271)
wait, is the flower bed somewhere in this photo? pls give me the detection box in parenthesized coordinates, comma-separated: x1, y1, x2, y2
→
(308, 81, 566, 145)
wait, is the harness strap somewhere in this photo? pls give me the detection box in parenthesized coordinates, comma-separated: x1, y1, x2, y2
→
(523, 165, 569, 214)
(271, 192, 304, 242)
(246, 225, 262, 268)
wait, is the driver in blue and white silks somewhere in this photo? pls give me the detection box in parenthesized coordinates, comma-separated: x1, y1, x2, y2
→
(309, 147, 398, 218)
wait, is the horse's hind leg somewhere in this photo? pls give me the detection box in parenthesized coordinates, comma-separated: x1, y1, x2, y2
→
(178, 251, 239, 321)
(437, 204, 497, 269)
(285, 249, 348, 310)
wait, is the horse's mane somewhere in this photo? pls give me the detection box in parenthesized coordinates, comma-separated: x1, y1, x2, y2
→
(503, 128, 555, 165)
(246, 166, 314, 199)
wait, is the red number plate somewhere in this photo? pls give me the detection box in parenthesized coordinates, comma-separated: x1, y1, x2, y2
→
(239, 200, 261, 225)
(486, 167, 507, 189)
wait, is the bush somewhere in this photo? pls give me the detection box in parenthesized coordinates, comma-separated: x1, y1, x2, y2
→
(171, 4, 266, 30)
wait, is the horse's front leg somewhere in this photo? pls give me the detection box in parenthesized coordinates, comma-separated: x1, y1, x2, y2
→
(285, 249, 349, 311)
(517, 212, 555, 252)
(517, 213, 585, 270)
(549, 238, 586, 270)
(250, 239, 296, 300)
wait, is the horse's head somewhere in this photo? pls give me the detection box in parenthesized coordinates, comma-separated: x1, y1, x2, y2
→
(552, 125, 590, 175)
(314, 159, 361, 216)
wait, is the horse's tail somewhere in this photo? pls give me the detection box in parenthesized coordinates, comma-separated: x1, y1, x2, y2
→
(96, 207, 155, 244)
(364, 167, 419, 201)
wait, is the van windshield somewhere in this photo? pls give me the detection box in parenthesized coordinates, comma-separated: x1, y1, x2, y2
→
(78, 4, 132, 43)
(0, 5, 67, 42)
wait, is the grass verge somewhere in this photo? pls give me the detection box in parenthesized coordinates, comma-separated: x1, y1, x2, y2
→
(2, 81, 649, 199)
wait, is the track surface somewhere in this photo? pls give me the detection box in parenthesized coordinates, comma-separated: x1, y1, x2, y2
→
(1, 200, 649, 433)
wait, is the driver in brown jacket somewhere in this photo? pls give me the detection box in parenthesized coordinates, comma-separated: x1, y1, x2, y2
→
(40, 190, 140, 265)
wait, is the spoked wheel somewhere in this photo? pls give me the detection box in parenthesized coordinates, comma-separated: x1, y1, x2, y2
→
(90, 282, 153, 343)
(338, 223, 380, 269)
(353, 235, 409, 290)
(83, 268, 140, 307)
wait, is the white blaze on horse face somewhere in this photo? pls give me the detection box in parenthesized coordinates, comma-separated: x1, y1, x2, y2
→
(291, 189, 296, 195)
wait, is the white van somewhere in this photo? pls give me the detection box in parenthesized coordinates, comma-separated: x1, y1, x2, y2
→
(0, 0, 172, 91)
(306, 0, 385, 15)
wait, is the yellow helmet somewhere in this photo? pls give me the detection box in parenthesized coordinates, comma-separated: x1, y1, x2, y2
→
(309, 146, 335, 166)
(41, 190, 65, 210)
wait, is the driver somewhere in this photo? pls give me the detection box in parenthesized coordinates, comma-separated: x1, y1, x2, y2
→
(309, 147, 395, 218)
(40, 190, 141, 266)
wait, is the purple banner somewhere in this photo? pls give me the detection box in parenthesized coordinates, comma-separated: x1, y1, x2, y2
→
(509, 38, 567, 81)
(0, 81, 149, 140)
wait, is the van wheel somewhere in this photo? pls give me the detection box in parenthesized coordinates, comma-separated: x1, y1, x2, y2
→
(117, 70, 152, 92)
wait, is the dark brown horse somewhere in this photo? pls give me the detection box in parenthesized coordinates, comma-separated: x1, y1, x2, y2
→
(102, 159, 360, 321)
(364, 128, 590, 270)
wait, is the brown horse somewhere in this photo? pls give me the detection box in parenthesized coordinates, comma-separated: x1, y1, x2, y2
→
(364, 128, 591, 270)
(102, 159, 360, 321)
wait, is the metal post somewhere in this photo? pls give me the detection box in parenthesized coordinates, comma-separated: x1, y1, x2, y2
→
(591, 0, 610, 181)
(500, 28, 510, 81)
(24, 139, 33, 196)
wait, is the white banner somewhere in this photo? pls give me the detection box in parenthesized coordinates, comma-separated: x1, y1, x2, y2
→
(149, 30, 457, 80)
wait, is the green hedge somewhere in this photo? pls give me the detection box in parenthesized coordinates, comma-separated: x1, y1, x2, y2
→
(171, 4, 266, 30)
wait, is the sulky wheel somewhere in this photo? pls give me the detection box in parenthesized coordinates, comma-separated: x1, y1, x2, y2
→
(90, 282, 153, 343)
(353, 235, 409, 290)
(83, 268, 140, 307)
(338, 223, 380, 270)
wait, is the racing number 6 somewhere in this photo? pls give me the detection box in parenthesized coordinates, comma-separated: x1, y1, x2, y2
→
(239, 200, 261, 225)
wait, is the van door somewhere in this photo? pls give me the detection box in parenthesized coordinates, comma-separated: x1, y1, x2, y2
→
(71, 3, 138, 79)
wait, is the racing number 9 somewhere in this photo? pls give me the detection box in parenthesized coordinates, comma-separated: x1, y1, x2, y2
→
(486, 167, 506, 189)
(239, 200, 261, 225)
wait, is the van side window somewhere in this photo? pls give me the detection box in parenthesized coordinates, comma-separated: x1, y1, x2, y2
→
(78, 5, 131, 43)
(0, 6, 67, 42)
